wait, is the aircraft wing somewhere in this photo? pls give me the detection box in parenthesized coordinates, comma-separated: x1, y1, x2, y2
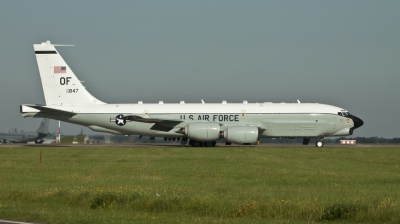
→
(2, 138, 19, 143)
(120, 114, 184, 132)
(123, 114, 264, 128)
(0, 136, 28, 143)
(121, 115, 264, 133)
(124, 115, 182, 124)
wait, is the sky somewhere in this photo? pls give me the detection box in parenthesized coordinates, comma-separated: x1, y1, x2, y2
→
(0, 1, 399, 137)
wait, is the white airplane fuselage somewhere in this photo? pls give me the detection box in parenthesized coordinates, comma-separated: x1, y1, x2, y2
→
(22, 101, 361, 139)
(20, 41, 364, 147)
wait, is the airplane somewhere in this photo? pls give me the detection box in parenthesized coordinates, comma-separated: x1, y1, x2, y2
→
(0, 119, 50, 143)
(20, 41, 364, 147)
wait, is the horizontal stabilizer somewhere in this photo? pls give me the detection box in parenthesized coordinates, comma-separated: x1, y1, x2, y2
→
(20, 104, 77, 115)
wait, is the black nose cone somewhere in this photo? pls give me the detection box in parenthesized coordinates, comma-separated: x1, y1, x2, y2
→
(347, 114, 364, 129)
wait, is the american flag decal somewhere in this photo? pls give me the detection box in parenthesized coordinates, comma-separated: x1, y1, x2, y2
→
(54, 66, 67, 74)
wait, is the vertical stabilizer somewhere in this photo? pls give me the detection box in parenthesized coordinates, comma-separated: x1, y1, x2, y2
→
(34, 41, 105, 106)
(36, 119, 50, 134)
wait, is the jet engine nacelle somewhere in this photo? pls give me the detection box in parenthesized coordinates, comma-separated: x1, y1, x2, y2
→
(185, 122, 220, 141)
(224, 126, 259, 145)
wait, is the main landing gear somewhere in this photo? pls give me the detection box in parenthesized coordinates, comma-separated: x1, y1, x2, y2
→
(189, 140, 216, 147)
(35, 139, 44, 144)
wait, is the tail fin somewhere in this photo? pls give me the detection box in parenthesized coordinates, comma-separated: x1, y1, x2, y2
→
(36, 119, 50, 134)
(34, 41, 105, 106)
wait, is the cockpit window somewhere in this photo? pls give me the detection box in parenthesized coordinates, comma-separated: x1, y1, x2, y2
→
(343, 112, 348, 116)
(338, 112, 343, 116)
(338, 112, 349, 116)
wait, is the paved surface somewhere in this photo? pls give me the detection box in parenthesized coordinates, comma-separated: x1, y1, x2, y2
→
(0, 142, 399, 148)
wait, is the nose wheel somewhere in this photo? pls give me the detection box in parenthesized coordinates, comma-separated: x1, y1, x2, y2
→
(315, 139, 324, 147)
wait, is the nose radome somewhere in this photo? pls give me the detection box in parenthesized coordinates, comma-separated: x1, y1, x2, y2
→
(351, 115, 364, 129)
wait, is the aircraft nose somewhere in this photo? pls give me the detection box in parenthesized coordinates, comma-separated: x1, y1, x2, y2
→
(351, 115, 364, 129)
(347, 114, 363, 135)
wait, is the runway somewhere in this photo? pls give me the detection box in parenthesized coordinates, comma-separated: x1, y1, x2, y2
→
(0, 142, 398, 148)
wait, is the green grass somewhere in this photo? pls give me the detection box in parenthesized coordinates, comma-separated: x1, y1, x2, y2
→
(0, 146, 399, 223)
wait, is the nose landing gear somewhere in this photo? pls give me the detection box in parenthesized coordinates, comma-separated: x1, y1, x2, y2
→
(315, 138, 324, 147)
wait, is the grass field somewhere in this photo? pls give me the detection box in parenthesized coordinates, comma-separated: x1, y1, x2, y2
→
(0, 146, 399, 224)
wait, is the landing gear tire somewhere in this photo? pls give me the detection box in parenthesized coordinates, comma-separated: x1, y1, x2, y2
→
(204, 142, 211, 147)
(315, 140, 324, 147)
(35, 139, 44, 144)
(192, 140, 202, 147)
(204, 141, 216, 147)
